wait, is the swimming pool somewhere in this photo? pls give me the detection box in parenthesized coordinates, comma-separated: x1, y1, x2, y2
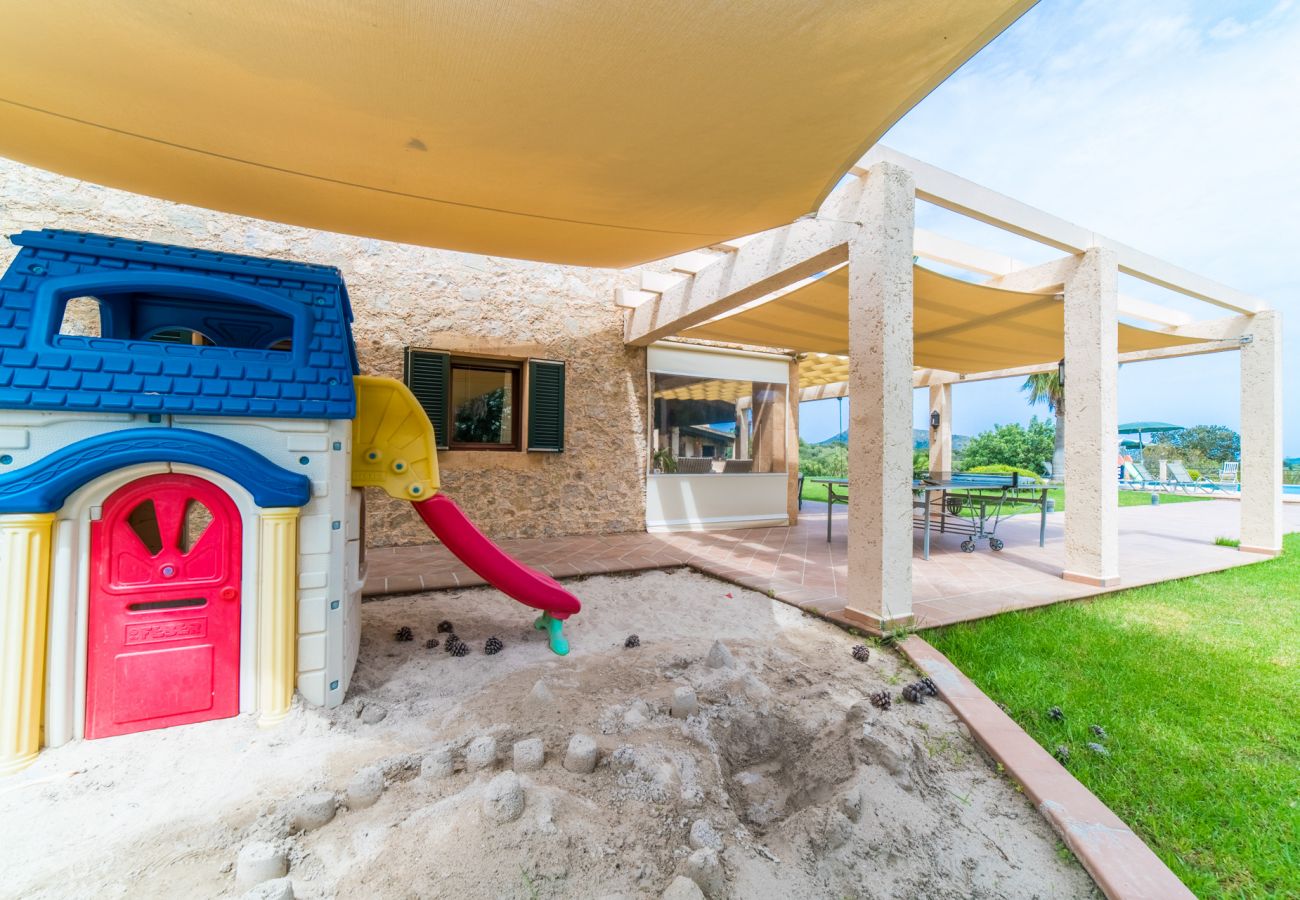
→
(1215, 484, 1300, 495)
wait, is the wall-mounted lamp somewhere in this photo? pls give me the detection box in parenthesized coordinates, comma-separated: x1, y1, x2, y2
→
(1057, 357, 1065, 388)
(930, 410, 940, 429)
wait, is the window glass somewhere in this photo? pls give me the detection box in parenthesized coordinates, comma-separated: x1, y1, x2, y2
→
(649, 372, 786, 474)
(451, 364, 517, 448)
(53, 288, 294, 351)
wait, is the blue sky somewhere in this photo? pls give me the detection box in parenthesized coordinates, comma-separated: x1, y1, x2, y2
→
(798, 0, 1300, 455)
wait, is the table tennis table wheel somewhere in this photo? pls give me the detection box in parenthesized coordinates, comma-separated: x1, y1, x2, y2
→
(960, 539, 976, 553)
(989, 538, 1004, 551)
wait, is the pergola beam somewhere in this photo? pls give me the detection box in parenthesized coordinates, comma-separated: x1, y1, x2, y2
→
(859, 146, 1266, 315)
(624, 218, 853, 346)
(916, 229, 1193, 328)
(789, 337, 1244, 400)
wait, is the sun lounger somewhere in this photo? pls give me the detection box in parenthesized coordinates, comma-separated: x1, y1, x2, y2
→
(1166, 460, 1223, 494)
(1121, 461, 1160, 488)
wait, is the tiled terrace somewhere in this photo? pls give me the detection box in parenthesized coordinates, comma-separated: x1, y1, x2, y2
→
(364, 500, 1300, 632)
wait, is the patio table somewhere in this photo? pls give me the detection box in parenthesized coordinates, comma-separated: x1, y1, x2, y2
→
(811, 475, 1049, 560)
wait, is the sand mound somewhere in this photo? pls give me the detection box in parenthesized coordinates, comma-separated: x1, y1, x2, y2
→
(0, 569, 1096, 899)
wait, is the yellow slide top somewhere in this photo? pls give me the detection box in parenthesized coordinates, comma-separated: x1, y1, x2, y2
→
(351, 376, 440, 501)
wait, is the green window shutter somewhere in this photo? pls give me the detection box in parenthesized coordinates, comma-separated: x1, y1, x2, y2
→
(404, 348, 450, 449)
(527, 359, 565, 452)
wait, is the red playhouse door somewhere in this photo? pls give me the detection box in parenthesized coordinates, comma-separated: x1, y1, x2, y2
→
(86, 473, 243, 739)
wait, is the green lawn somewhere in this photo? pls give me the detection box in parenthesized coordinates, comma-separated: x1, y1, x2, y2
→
(799, 479, 1211, 513)
(925, 535, 1300, 898)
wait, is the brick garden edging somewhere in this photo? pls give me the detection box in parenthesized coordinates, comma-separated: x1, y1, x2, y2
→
(898, 636, 1194, 900)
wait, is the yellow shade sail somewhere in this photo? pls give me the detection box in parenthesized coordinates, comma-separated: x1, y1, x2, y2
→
(0, 1, 1033, 267)
(681, 265, 1206, 376)
(654, 378, 752, 404)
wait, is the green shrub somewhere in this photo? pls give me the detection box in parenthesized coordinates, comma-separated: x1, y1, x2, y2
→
(798, 440, 848, 478)
(960, 418, 1055, 475)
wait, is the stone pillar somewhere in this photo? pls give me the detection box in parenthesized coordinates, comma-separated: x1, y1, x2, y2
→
(787, 359, 801, 522)
(257, 508, 300, 728)
(927, 383, 952, 477)
(842, 161, 915, 632)
(0, 512, 55, 776)
(751, 382, 787, 474)
(1062, 248, 1119, 586)
(735, 408, 750, 459)
(1239, 310, 1283, 555)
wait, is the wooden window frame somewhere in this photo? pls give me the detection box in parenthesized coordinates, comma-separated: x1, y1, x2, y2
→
(448, 357, 522, 452)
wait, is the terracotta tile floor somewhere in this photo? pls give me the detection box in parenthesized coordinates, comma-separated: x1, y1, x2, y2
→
(363, 499, 1300, 632)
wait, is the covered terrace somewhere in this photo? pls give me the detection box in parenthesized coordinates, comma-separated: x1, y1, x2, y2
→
(619, 148, 1284, 632)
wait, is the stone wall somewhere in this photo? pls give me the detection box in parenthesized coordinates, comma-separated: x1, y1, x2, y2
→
(0, 160, 649, 545)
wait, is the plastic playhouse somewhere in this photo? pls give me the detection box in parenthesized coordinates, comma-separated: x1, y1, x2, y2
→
(0, 229, 580, 775)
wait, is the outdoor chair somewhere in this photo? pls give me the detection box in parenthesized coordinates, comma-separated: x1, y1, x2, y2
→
(1166, 460, 1222, 494)
(1121, 461, 1160, 489)
(674, 457, 714, 474)
(1218, 461, 1239, 484)
(722, 459, 753, 474)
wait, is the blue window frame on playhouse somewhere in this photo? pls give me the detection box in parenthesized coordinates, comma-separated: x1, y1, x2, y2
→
(37, 272, 306, 357)
(0, 229, 359, 419)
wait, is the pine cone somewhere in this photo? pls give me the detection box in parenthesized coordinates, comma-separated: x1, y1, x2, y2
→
(919, 676, 939, 697)
(902, 683, 924, 704)
(394, 626, 414, 642)
(1086, 742, 1110, 757)
(869, 690, 892, 710)
(1047, 706, 1064, 722)
(1053, 745, 1070, 763)
(1089, 724, 1108, 739)
(425, 638, 439, 650)
(624, 634, 641, 648)
(484, 636, 504, 655)
(449, 638, 470, 657)
(443, 634, 462, 653)
(436, 620, 454, 634)
(851, 645, 870, 663)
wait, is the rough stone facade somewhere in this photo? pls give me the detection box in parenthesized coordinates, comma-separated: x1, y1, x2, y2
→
(0, 160, 649, 545)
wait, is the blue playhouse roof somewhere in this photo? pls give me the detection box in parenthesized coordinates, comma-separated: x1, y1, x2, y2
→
(0, 229, 359, 419)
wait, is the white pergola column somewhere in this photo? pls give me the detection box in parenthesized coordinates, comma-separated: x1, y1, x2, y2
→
(787, 358, 801, 523)
(735, 408, 750, 459)
(842, 161, 915, 632)
(928, 383, 952, 476)
(1062, 248, 1120, 586)
(1239, 310, 1283, 555)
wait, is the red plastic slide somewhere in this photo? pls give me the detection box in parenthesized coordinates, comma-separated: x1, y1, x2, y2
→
(413, 494, 580, 653)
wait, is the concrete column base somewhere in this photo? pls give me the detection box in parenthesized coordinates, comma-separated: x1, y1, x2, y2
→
(841, 605, 914, 635)
(1238, 544, 1281, 557)
(1061, 571, 1120, 588)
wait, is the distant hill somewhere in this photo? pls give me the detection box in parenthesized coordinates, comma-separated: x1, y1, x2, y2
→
(818, 429, 970, 451)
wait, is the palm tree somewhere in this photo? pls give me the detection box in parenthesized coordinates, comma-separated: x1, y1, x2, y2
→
(1022, 372, 1064, 479)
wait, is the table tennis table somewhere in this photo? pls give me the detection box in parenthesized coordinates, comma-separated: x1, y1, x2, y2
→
(812, 474, 1050, 560)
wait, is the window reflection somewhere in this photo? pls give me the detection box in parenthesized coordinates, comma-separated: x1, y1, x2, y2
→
(649, 373, 786, 474)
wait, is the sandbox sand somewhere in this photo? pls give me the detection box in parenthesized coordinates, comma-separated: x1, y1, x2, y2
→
(0, 568, 1097, 899)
